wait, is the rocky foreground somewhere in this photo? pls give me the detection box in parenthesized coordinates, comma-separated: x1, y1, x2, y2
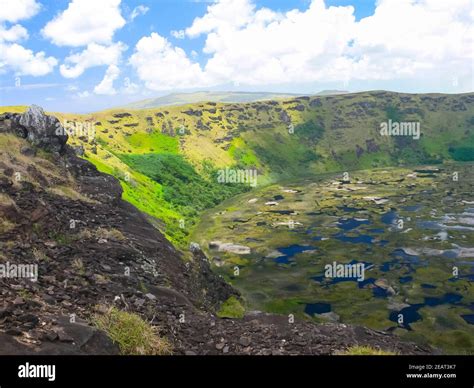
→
(0, 106, 430, 355)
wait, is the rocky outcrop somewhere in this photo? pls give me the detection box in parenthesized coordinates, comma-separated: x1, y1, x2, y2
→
(2, 105, 68, 153)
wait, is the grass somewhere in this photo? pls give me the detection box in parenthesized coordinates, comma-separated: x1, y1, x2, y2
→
(94, 307, 172, 355)
(119, 153, 248, 212)
(217, 296, 245, 319)
(71, 258, 85, 275)
(48, 186, 98, 203)
(340, 345, 397, 355)
(0, 219, 14, 233)
(126, 132, 179, 154)
(96, 227, 126, 241)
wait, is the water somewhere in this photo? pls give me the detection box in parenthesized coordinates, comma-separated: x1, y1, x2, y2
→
(274, 244, 315, 264)
(389, 293, 463, 329)
(335, 233, 374, 244)
(337, 218, 370, 231)
(399, 275, 413, 284)
(389, 305, 423, 330)
(381, 211, 398, 225)
(461, 315, 474, 325)
(304, 303, 331, 316)
(373, 287, 390, 298)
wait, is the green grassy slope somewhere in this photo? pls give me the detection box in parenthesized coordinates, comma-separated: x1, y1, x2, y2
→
(3, 91, 473, 246)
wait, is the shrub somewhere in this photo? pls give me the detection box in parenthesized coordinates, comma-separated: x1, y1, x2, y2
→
(217, 296, 245, 319)
(94, 307, 172, 355)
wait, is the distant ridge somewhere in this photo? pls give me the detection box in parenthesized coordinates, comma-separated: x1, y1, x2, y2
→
(118, 90, 349, 110)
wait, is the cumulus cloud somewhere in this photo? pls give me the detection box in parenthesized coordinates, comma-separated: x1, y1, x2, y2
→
(0, 43, 57, 76)
(351, 0, 473, 81)
(42, 0, 126, 47)
(0, 0, 57, 76)
(60, 42, 126, 78)
(0, 24, 28, 42)
(94, 64, 120, 95)
(129, 32, 207, 90)
(185, 0, 256, 38)
(130, 0, 473, 91)
(0, 0, 41, 23)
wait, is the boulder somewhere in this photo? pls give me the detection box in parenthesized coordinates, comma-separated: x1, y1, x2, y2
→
(17, 105, 68, 153)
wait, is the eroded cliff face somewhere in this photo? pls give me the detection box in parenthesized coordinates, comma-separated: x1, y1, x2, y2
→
(0, 106, 430, 355)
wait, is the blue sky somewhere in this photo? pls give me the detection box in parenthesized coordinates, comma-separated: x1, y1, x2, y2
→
(0, 0, 472, 112)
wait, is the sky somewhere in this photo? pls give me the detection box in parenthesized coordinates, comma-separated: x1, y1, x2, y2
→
(0, 0, 473, 112)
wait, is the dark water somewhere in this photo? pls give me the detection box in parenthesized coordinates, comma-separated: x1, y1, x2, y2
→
(373, 287, 391, 298)
(389, 293, 463, 329)
(335, 233, 374, 244)
(399, 276, 413, 284)
(274, 244, 315, 264)
(389, 305, 423, 330)
(424, 293, 462, 307)
(337, 218, 370, 231)
(461, 315, 474, 325)
(304, 303, 331, 316)
(369, 228, 385, 234)
(391, 249, 421, 265)
(381, 210, 398, 225)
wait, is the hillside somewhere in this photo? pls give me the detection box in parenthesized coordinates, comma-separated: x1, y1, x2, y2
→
(3, 91, 473, 247)
(0, 106, 429, 355)
(119, 91, 303, 110)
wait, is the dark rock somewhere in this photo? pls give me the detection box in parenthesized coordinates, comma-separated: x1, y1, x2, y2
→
(72, 145, 85, 156)
(20, 146, 36, 157)
(239, 336, 251, 347)
(17, 105, 68, 153)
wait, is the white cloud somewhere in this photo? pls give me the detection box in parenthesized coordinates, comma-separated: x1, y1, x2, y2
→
(129, 32, 207, 90)
(0, 43, 57, 76)
(122, 77, 140, 94)
(130, 0, 473, 92)
(94, 64, 120, 95)
(351, 0, 473, 82)
(0, 0, 57, 77)
(0, 0, 40, 23)
(0, 24, 28, 42)
(185, 0, 256, 38)
(60, 42, 126, 78)
(42, 0, 126, 47)
(130, 5, 149, 21)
